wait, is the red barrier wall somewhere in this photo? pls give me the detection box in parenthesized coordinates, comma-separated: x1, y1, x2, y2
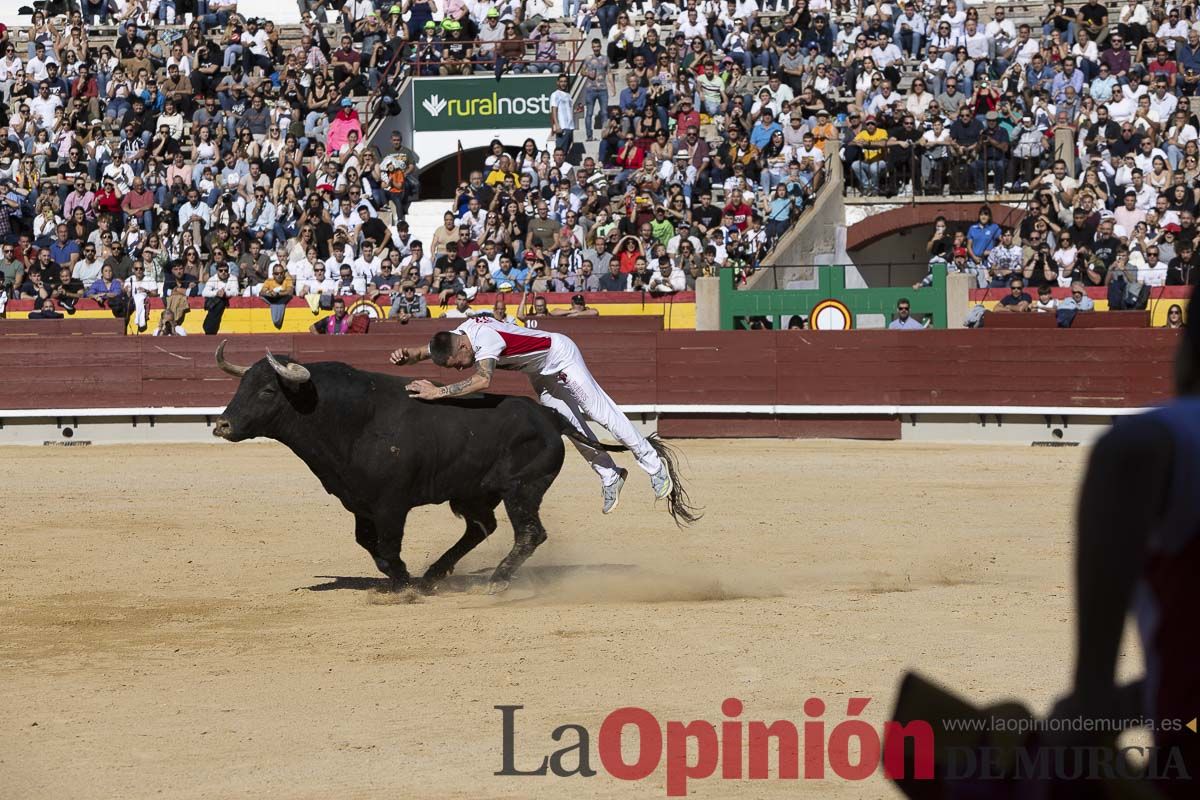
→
(0, 330, 1180, 437)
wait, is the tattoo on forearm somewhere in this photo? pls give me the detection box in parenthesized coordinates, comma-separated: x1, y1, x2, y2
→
(437, 360, 494, 398)
(440, 378, 475, 397)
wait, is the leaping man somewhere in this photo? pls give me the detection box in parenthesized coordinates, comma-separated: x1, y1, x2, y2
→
(390, 316, 673, 514)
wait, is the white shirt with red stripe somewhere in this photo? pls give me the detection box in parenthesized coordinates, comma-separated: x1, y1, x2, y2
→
(454, 316, 574, 375)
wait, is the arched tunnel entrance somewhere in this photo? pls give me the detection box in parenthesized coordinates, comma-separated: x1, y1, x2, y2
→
(418, 145, 524, 199)
(844, 202, 1028, 286)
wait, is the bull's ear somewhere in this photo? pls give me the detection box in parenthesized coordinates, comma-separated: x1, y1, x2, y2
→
(265, 351, 311, 386)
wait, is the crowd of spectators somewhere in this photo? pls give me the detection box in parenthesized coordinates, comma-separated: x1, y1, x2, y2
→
(921, 202, 1194, 326)
(835, 0, 1200, 201)
(0, 0, 822, 326)
(6, 0, 1199, 329)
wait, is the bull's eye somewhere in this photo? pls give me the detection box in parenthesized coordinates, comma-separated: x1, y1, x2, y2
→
(259, 386, 277, 398)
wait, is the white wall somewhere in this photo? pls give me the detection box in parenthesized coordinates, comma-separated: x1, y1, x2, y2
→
(238, 0, 301, 25)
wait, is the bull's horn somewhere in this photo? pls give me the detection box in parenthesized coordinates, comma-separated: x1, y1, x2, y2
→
(215, 340, 249, 377)
(266, 350, 311, 385)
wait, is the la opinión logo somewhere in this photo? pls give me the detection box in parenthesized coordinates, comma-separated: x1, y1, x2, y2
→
(495, 697, 933, 796)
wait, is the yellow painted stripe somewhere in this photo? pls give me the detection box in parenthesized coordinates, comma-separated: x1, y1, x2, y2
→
(120, 303, 697, 334)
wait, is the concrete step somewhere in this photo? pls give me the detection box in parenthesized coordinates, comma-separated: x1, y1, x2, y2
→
(403, 199, 453, 250)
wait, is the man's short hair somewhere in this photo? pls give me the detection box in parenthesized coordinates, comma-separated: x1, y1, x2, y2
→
(429, 331, 459, 366)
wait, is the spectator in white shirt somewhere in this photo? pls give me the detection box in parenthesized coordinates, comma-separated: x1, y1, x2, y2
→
(1165, 111, 1198, 169)
(1157, 8, 1188, 51)
(400, 240, 434, 277)
(297, 264, 338, 297)
(963, 20, 991, 67)
(939, 0, 967, 39)
(457, 197, 487, 238)
(1107, 84, 1136, 123)
(334, 263, 367, 296)
(649, 262, 686, 294)
(324, 240, 356, 276)
(245, 186, 277, 246)
(1137, 247, 1168, 286)
(125, 262, 160, 330)
(352, 240, 382, 283)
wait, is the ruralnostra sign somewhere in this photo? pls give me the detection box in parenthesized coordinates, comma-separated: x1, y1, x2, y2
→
(412, 76, 559, 132)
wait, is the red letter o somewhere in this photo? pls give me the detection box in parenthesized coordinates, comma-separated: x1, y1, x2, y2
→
(599, 707, 663, 780)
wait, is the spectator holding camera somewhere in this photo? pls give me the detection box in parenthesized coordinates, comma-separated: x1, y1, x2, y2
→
(153, 308, 187, 336)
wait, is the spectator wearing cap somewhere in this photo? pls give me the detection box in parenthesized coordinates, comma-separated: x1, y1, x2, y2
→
(438, 20, 473, 76)
(201, 258, 238, 334)
(666, 221, 702, 258)
(476, 9, 506, 65)
(1008, 116, 1045, 190)
(1105, 248, 1146, 309)
(1057, 281, 1095, 325)
(409, 20, 442, 76)
(327, 97, 364, 155)
(851, 116, 888, 196)
(979, 112, 1009, 194)
(554, 293, 599, 317)
(391, 283, 429, 321)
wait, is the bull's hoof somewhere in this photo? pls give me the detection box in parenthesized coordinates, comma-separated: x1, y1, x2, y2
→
(487, 579, 511, 595)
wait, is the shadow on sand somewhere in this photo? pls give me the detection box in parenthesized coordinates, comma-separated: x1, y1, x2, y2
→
(299, 564, 638, 595)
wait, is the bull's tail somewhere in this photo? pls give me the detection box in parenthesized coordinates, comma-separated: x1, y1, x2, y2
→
(548, 410, 702, 528)
(644, 435, 703, 528)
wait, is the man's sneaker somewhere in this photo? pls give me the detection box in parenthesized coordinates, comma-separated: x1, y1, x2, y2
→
(602, 469, 628, 514)
(651, 465, 673, 500)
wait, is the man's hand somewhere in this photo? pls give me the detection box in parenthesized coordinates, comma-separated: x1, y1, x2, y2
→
(406, 379, 441, 400)
(390, 347, 413, 364)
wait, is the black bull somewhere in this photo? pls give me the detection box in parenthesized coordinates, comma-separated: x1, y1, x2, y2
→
(211, 343, 699, 591)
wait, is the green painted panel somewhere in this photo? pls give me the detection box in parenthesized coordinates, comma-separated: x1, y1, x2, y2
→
(720, 266, 947, 330)
(412, 76, 559, 132)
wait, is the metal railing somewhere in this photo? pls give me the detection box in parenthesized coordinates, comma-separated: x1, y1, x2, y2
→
(841, 140, 1046, 204)
(732, 261, 936, 290)
(402, 36, 586, 78)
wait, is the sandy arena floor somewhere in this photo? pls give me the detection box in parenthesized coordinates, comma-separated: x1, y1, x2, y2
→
(0, 439, 1141, 799)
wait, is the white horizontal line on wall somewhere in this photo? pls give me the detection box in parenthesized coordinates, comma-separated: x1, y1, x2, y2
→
(0, 405, 1153, 419)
